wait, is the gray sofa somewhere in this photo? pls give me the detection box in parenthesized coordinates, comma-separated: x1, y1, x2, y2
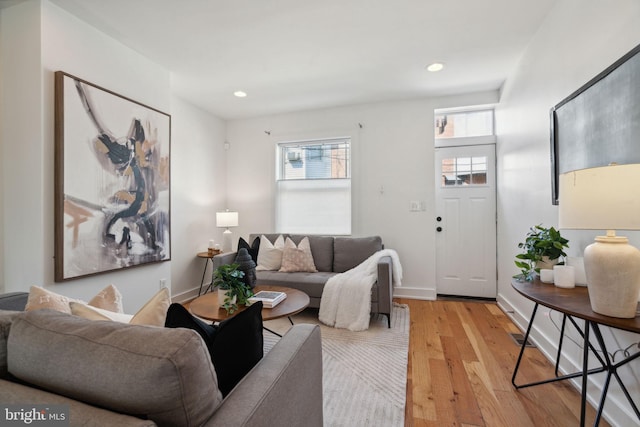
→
(214, 234, 393, 327)
(0, 294, 323, 427)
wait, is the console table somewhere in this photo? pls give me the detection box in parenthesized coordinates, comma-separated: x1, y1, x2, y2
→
(511, 277, 640, 426)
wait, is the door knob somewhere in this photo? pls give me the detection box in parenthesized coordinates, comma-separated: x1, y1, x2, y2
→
(436, 226, 443, 232)
(436, 216, 442, 222)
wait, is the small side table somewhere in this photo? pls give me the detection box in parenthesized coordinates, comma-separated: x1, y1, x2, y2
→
(197, 251, 221, 296)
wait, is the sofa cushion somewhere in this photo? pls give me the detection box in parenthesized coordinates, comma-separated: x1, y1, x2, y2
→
(165, 301, 264, 397)
(256, 271, 337, 298)
(333, 236, 383, 273)
(289, 234, 334, 272)
(0, 292, 28, 311)
(8, 309, 222, 426)
(0, 379, 156, 426)
(280, 237, 318, 273)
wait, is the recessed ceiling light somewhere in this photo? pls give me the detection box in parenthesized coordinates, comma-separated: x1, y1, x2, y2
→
(234, 91, 247, 98)
(426, 62, 444, 72)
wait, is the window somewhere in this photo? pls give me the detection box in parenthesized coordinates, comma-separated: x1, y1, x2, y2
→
(435, 109, 494, 139)
(276, 138, 351, 234)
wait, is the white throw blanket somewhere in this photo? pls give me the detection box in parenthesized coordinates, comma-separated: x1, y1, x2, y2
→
(319, 249, 403, 331)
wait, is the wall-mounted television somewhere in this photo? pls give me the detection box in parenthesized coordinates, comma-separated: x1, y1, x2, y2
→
(550, 42, 640, 205)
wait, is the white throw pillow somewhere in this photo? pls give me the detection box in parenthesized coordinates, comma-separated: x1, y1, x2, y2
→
(279, 237, 318, 273)
(69, 303, 134, 323)
(256, 235, 285, 271)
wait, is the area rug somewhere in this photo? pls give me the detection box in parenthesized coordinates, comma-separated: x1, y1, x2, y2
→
(263, 303, 410, 427)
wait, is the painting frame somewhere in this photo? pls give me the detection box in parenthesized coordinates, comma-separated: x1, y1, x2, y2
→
(54, 71, 171, 281)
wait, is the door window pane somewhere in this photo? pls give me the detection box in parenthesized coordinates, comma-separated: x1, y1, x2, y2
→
(441, 156, 487, 187)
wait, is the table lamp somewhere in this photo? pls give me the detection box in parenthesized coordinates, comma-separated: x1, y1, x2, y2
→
(216, 210, 239, 253)
(558, 164, 640, 318)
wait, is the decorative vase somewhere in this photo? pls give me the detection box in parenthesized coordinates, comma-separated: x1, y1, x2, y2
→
(217, 289, 236, 306)
(584, 236, 640, 318)
(235, 247, 257, 289)
(536, 256, 559, 271)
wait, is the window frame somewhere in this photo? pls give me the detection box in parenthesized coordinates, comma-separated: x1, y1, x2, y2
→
(275, 136, 352, 235)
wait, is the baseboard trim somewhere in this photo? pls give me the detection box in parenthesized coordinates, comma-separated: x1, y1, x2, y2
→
(172, 288, 200, 304)
(393, 286, 437, 301)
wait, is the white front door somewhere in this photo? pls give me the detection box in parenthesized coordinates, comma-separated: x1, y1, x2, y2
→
(434, 144, 497, 298)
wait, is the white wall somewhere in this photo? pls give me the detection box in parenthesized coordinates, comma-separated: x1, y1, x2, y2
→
(170, 95, 228, 300)
(226, 90, 498, 300)
(496, 0, 640, 424)
(1, 0, 44, 296)
(0, 0, 226, 310)
(0, 15, 5, 293)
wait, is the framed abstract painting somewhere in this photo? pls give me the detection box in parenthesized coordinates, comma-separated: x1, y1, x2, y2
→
(54, 71, 171, 281)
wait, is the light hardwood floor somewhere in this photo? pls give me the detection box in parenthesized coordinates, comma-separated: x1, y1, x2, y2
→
(399, 298, 610, 427)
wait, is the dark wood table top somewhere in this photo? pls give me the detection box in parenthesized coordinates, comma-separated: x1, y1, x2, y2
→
(512, 277, 640, 334)
(189, 285, 310, 322)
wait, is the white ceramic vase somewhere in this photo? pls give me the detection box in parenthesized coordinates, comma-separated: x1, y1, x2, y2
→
(584, 237, 640, 318)
(217, 289, 237, 306)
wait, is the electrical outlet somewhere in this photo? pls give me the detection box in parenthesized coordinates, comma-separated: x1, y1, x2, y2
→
(159, 278, 167, 289)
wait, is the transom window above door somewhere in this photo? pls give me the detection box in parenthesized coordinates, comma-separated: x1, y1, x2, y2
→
(435, 109, 494, 139)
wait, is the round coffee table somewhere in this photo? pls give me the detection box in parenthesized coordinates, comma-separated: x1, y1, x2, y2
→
(189, 285, 310, 323)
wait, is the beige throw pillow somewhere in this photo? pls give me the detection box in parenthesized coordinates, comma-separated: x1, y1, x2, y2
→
(25, 286, 81, 313)
(87, 284, 123, 313)
(25, 285, 124, 314)
(279, 237, 318, 273)
(70, 287, 171, 327)
(256, 234, 285, 271)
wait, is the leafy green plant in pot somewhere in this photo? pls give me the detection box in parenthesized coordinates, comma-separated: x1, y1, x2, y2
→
(213, 263, 254, 314)
(514, 225, 569, 281)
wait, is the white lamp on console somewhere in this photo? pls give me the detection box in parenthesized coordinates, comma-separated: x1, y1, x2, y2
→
(216, 210, 239, 253)
(559, 164, 640, 318)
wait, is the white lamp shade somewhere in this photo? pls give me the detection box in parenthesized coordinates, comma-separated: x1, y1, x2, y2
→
(558, 164, 640, 231)
(216, 211, 239, 228)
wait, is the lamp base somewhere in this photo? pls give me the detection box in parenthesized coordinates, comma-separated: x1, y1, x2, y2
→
(584, 235, 640, 318)
(222, 229, 233, 253)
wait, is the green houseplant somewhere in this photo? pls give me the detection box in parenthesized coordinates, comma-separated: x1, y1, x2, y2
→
(514, 225, 569, 281)
(213, 263, 254, 314)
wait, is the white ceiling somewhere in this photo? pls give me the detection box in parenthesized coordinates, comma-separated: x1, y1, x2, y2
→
(45, 0, 558, 119)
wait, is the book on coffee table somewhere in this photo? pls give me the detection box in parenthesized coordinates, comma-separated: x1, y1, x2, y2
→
(248, 291, 287, 308)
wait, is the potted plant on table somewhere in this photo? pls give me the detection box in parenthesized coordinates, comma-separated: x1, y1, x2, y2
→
(212, 263, 254, 314)
(514, 224, 569, 281)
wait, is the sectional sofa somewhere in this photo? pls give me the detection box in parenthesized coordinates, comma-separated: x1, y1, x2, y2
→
(0, 293, 323, 426)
